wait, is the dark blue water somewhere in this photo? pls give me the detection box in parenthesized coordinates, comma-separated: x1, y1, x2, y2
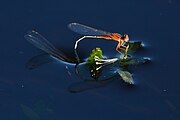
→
(0, 0, 179, 119)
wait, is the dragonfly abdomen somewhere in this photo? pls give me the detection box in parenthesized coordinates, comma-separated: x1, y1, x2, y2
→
(98, 33, 122, 41)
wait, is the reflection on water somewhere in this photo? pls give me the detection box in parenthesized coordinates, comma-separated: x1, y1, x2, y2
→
(25, 29, 151, 93)
(22, 28, 178, 119)
(0, 0, 179, 119)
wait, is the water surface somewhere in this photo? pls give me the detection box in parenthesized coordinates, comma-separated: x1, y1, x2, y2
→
(0, 0, 179, 119)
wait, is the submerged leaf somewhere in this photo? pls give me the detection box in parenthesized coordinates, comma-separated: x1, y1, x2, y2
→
(20, 104, 40, 120)
(33, 100, 54, 117)
(118, 70, 134, 84)
(68, 79, 113, 93)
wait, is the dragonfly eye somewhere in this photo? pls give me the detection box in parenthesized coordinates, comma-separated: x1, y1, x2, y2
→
(122, 34, 129, 42)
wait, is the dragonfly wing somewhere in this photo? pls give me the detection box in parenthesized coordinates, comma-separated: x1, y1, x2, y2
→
(68, 23, 109, 36)
(25, 30, 75, 63)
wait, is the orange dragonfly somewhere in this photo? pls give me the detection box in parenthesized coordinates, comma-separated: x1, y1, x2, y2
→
(68, 23, 130, 53)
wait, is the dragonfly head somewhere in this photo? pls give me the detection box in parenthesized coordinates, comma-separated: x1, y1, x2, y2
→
(122, 34, 129, 42)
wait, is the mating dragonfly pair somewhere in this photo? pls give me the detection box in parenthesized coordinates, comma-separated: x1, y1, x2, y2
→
(25, 23, 148, 92)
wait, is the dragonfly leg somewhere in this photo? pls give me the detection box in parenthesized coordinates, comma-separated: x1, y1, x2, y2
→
(116, 45, 121, 53)
(123, 44, 129, 59)
(116, 41, 130, 59)
(116, 40, 124, 53)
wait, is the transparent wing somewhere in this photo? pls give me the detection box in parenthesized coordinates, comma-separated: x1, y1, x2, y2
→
(68, 23, 110, 36)
(25, 30, 75, 63)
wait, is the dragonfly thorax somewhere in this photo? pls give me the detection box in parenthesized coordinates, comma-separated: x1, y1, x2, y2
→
(110, 33, 122, 41)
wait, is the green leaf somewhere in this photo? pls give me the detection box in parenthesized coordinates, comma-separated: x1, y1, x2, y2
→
(87, 48, 103, 66)
(127, 41, 142, 53)
(120, 41, 142, 54)
(119, 57, 150, 66)
(118, 70, 134, 84)
(86, 48, 103, 79)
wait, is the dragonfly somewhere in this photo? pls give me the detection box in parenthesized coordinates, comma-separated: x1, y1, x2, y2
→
(25, 30, 149, 93)
(24, 30, 119, 74)
(24, 30, 124, 92)
(68, 23, 130, 53)
(24, 30, 174, 114)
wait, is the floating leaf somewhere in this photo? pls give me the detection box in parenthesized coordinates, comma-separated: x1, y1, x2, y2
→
(118, 70, 134, 84)
(76, 61, 118, 81)
(86, 48, 103, 79)
(119, 57, 150, 66)
(120, 41, 142, 54)
(87, 48, 103, 66)
(127, 41, 142, 52)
